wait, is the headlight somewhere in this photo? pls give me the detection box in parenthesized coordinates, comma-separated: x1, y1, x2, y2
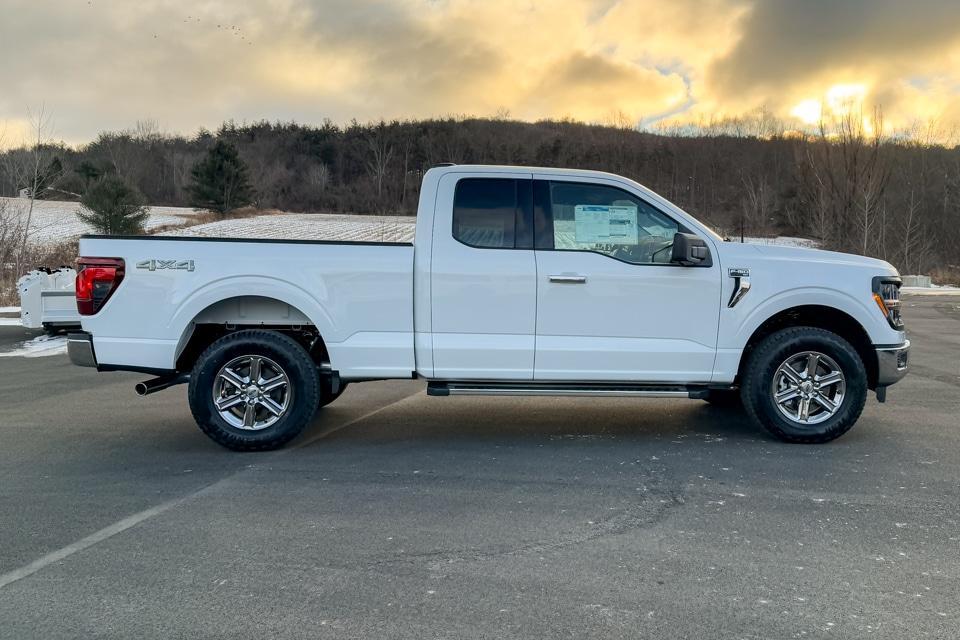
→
(872, 276, 903, 329)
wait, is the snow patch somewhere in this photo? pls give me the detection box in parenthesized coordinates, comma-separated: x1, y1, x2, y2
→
(902, 286, 960, 296)
(0, 317, 23, 326)
(0, 334, 68, 358)
(0, 306, 20, 313)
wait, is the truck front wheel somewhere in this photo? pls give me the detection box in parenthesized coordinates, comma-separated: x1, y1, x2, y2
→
(188, 330, 320, 451)
(741, 327, 867, 443)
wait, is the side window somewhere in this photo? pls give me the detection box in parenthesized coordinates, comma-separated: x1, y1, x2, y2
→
(453, 178, 532, 249)
(537, 181, 686, 264)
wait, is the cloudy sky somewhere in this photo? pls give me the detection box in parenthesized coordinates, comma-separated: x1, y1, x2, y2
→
(1, 0, 959, 145)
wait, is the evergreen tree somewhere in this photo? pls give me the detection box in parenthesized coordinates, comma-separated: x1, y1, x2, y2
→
(76, 160, 103, 190)
(187, 140, 254, 214)
(76, 176, 149, 235)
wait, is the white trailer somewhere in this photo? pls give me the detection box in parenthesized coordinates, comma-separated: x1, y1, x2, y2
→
(18, 268, 81, 331)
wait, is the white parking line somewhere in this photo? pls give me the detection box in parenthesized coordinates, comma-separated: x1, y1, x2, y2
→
(0, 496, 186, 589)
(0, 389, 424, 590)
(294, 389, 424, 449)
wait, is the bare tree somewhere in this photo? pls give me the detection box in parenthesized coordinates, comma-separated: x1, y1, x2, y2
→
(0, 198, 28, 305)
(365, 121, 395, 210)
(0, 199, 26, 267)
(800, 107, 890, 254)
(306, 163, 330, 195)
(8, 106, 56, 279)
(899, 186, 932, 273)
(740, 172, 773, 237)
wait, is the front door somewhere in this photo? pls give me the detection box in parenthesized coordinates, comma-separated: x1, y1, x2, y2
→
(430, 171, 536, 379)
(532, 177, 722, 382)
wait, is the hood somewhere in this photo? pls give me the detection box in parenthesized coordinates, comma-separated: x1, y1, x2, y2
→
(717, 241, 898, 275)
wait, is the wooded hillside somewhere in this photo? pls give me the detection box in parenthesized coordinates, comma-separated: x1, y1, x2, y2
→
(2, 116, 958, 275)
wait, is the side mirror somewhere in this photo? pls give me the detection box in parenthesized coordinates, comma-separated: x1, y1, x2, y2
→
(670, 232, 712, 267)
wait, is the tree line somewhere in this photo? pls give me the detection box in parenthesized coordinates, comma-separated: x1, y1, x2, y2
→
(1, 114, 958, 277)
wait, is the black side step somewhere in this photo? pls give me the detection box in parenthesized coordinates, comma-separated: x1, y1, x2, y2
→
(428, 381, 710, 399)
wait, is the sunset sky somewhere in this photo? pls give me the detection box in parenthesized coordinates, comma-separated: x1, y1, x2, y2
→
(1, 0, 959, 145)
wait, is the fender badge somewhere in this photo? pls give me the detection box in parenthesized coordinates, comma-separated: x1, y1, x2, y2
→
(727, 268, 751, 308)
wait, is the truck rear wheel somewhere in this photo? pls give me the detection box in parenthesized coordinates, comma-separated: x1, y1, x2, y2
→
(741, 327, 867, 443)
(188, 330, 320, 451)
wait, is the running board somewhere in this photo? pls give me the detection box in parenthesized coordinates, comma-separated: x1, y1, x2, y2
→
(428, 381, 710, 399)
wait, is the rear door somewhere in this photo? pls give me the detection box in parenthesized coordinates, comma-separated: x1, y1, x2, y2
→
(532, 176, 722, 382)
(430, 171, 536, 379)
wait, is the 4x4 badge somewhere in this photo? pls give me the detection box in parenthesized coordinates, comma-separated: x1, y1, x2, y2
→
(136, 259, 195, 272)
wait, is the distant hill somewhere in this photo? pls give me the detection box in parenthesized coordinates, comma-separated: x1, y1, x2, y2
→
(1, 117, 958, 274)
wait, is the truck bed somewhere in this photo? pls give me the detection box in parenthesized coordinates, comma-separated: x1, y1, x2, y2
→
(78, 235, 416, 378)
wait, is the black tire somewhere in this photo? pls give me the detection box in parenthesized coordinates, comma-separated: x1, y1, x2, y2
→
(188, 330, 320, 451)
(703, 389, 742, 407)
(741, 326, 867, 444)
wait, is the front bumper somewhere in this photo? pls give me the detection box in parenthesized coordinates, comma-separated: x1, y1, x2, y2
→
(67, 332, 98, 368)
(876, 340, 910, 386)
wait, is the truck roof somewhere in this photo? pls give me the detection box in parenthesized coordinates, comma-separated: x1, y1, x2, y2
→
(427, 164, 628, 182)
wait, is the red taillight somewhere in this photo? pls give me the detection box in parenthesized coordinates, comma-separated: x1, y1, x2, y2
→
(76, 257, 125, 315)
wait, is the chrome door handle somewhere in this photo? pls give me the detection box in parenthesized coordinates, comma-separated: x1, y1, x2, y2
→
(549, 274, 587, 284)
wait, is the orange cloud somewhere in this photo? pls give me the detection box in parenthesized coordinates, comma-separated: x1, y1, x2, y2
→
(0, 0, 958, 142)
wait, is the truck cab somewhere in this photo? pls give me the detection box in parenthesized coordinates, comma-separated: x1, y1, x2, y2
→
(69, 165, 910, 450)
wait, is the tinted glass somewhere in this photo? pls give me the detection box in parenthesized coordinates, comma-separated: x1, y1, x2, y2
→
(453, 179, 521, 249)
(540, 181, 684, 264)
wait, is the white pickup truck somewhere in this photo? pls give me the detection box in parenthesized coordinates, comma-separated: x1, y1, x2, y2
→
(68, 165, 909, 450)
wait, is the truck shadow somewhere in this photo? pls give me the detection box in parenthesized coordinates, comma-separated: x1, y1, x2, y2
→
(308, 394, 766, 447)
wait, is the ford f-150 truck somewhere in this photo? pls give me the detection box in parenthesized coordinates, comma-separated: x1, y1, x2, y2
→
(68, 165, 909, 450)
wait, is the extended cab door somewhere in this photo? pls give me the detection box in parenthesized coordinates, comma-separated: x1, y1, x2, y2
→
(430, 171, 536, 379)
(532, 176, 722, 382)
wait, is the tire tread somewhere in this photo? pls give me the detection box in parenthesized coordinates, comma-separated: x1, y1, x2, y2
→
(741, 326, 867, 444)
(188, 330, 320, 451)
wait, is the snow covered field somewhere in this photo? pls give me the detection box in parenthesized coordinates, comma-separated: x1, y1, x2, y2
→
(158, 213, 416, 243)
(158, 216, 827, 248)
(4, 195, 832, 250)
(0, 196, 201, 245)
(739, 236, 821, 249)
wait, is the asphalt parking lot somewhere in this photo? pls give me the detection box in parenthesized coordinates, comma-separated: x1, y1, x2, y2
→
(0, 295, 958, 639)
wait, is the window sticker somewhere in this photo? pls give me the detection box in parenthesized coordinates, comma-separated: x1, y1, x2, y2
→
(573, 204, 639, 245)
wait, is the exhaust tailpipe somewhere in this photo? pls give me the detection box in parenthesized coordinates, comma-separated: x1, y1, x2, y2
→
(135, 373, 189, 396)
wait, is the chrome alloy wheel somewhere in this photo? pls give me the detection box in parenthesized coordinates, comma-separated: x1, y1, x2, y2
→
(771, 351, 846, 425)
(212, 355, 291, 430)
